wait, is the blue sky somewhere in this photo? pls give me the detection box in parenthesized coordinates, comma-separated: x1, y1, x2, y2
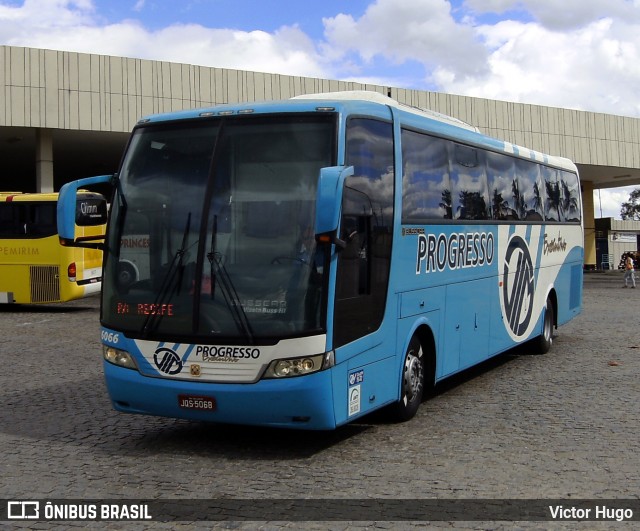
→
(96, 0, 374, 36)
(1, 0, 640, 217)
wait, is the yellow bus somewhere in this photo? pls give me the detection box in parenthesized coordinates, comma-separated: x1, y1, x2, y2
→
(0, 191, 107, 304)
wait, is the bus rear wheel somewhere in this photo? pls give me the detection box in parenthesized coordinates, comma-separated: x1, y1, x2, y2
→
(390, 335, 424, 422)
(536, 297, 554, 354)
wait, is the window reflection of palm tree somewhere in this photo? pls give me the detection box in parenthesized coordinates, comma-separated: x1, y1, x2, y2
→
(457, 191, 487, 220)
(561, 180, 578, 219)
(545, 181, 561, 221)
(511, 179, 527, 219)
(492, 188, 509, 219)
(532, 182, 543, 217)
(440, 189, 453, 219)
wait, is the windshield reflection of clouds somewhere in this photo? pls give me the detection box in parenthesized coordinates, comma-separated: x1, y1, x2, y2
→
(104, 118, 334, 341)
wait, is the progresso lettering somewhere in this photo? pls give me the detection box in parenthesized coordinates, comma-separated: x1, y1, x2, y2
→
(196, 345, 261, 360)
(416, 232, 494, 274)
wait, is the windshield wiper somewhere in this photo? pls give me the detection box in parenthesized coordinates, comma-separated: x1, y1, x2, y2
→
(141, 212, 192, 335)
(207, 249, 254, 343)
(207, 215, 217, 300)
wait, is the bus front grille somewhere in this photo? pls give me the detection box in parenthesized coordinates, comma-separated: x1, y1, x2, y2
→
(30, 265, 61, 303)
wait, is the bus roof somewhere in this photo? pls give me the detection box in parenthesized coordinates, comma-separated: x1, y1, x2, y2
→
(0, 192, 59, 202)
(136, 90, 578, 173)
(292, 90, 481, 132)
(0, 191, 103, 202)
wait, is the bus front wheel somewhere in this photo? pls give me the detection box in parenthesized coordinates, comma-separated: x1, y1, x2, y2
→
(390, 335, 424, 422)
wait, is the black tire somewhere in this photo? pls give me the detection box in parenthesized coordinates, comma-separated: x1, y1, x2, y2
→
(536, 297, 554, 354)
(390, 335, 425, 422)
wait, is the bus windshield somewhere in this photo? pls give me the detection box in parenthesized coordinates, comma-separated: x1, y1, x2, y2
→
(101, 114, 336, 342)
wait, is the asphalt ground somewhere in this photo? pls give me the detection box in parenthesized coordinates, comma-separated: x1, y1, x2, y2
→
(0, 270, 638, 530)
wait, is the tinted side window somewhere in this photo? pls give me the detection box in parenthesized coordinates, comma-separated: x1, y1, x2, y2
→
(559, 170, 581, 222)
(401, 130, 451, 222)
(487, 151, 516, 220)
(0, 202, 57, 238)
(541, 166, 560, 221)
(450, 144, 489, 220)
(516, 159, 545, 221)
(0, 204, 20, 237)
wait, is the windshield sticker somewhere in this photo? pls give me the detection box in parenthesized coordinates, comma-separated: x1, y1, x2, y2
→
(232, 299, 287, 315)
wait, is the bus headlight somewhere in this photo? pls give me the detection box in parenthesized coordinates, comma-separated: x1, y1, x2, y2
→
(103, 346, 138, 370)
(263, 351, 334, 379)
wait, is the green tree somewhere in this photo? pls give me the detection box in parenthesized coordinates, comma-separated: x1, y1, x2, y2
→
(621, 188, 640, 220)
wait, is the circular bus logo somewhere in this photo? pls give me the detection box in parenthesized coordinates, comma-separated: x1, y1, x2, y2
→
(154, 347, 183, 375)
(502, 235, 534, 337)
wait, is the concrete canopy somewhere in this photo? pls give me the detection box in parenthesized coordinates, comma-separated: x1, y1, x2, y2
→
(3, 45, 640, 267)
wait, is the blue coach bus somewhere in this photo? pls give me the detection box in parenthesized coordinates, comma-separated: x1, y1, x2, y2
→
(58, 91, 583, 429)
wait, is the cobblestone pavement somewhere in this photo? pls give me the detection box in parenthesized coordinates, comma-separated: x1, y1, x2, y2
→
(0, 271, 638, 530)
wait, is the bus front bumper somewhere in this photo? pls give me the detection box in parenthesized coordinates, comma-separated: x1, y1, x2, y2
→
(103, 361, 337, 430)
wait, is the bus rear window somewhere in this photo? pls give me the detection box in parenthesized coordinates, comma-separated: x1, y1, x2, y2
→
(76, 197, 108, 226)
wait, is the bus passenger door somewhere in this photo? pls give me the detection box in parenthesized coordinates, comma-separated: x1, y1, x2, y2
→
(334, 187, 376, 345)
(333, 118, 394, 350)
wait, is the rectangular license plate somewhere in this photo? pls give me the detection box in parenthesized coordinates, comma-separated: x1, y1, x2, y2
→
(178, 394, 216, 411)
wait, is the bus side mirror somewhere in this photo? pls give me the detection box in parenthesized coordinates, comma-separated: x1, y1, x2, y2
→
(315, 166, 354, 248)
(58, 175, 112, 247)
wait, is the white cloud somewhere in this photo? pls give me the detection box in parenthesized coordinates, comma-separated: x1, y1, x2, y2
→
(323, 0, 488, 81)
(0, 0, 93, 36)
(436, 16, 640, 116)
(465, 0, 640, 30)
(319, 0, 640, 117)
(0, 0, 330, 78)
(464, 0, 517, 12)
(595, 186, 639, 219)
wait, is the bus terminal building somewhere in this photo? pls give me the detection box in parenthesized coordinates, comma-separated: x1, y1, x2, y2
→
(2, 44, 640, 270)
